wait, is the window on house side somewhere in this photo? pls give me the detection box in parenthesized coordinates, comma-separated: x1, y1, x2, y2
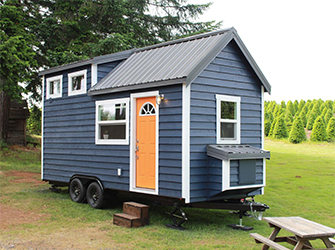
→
(68, 70, 87, 96)
(95, 98, 129, 145)
(216, 94, 241, 144)
(46, 75, 62, 99)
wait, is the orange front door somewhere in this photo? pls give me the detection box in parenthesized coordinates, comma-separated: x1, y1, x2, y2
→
(136, 96, 156, 189)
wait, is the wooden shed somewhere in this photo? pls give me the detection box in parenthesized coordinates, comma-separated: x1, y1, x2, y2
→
(5, 99, 30, 146)
(39, 28, 271, 210)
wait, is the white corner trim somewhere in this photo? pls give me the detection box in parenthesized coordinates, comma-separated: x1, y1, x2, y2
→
(182, 83, 190, 203)
(262, 158, 266, 195)
(91, 64, 98, 86)
(129, 91, 159, 195)
(41, 76, 45, 180)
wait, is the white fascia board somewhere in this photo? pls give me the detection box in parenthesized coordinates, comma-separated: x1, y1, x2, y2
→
(182, 82, 190, 203)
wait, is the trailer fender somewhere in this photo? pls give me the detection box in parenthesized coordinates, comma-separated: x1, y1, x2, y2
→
(69, 175, 104, 194)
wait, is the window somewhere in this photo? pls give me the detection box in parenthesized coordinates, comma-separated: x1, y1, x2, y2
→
(46, 75, 62, 99)
(216, 94, 241, 144)
(140, 102, 156, 116)
(95, 98, 129, 145)
(68, 70, 87, 96)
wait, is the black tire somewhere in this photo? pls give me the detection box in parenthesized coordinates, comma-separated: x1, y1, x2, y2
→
(86, 182, 105, 209)
(69, 178, 86, 203)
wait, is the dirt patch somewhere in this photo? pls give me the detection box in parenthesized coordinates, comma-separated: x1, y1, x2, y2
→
(4, 170, 44, 186)
(0, 204, 46, 230)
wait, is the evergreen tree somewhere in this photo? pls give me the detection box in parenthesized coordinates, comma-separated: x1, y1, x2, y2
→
(310, 116, 327, 142)
(324, 109, 333, 125)
(326, 117, 335, 142)
(298, 100, 305, 113)
(280, 101, 286, 110)
(268, 118, 277, 138)
(272, 115, 288, 139)
(286, 101, 294, 116)
(306, 105, 319, 130)
(299, 111, 308, 128)
(285, 110, 294, 133)
(293, 100, 299, 115)
(264, 119, 272, 136)
(289, 116, 307, 143)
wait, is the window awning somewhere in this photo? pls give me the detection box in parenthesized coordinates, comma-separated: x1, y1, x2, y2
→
(207, 144, 270, 161)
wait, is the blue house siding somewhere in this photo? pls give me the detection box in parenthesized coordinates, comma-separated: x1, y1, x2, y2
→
(43, 64, 182, 197)
(189, 40, 264, 203)
(97, 61, 121, 81)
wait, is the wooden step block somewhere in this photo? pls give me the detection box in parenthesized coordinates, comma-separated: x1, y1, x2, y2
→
(123, 202, 149, 220)
(113, 213, 147, 228)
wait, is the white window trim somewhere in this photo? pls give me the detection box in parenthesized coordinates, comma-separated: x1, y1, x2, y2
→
(216, 94, 241, 144)
(95, 98, 129, 145)
(68, 69, 87, 96)
(46, 75, 62, 99)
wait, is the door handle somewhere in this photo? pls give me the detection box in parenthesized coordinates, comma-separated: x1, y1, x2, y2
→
(135, 145, 139, 151)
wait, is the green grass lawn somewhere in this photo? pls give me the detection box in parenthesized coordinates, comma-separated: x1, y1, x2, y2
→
(0, 139, 334, 249)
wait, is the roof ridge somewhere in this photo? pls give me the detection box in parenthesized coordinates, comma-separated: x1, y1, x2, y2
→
(135, 27, 235, 53)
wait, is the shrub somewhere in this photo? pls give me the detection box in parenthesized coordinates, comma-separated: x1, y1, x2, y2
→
(324, 109, 333, 125)
(306, 106, 319, 130)
(326, 117, 335, 142)
(289, 116, 307, 143)
(272, 115, 288, 139)
(310, 116, 327, 141)
(264, 119, 272, 136)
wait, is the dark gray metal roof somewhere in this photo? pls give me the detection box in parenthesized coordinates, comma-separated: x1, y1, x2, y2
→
(38, 49, 134, 76)
(207, 144, 270, 161)
(89, 28, 234, 95)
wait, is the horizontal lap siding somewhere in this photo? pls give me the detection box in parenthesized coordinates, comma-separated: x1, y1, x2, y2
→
(158, 85, 183, 198)
(44, 66, 182, 197)
(98, 62, 120, 81)
(43, 64, 132, 191)
(189, 40, 263, 203)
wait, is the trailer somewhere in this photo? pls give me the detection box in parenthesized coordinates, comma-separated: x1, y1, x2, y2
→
(39, 28, 271, 229)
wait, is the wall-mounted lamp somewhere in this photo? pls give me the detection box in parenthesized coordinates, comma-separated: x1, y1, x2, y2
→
(156, 94, 165, 105)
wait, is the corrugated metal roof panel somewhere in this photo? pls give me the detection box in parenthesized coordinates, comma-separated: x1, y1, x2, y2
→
(89, 30, 231, 94)
(207, 144, 270, 161)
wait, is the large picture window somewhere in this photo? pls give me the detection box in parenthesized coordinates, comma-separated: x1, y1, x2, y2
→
(95, 98, 129, 145)
(46, 75, 62, 99)
(216, 94, 241, 144)
(68, 70, 87, 96)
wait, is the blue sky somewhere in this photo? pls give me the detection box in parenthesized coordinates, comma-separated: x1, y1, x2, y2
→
(190, 0, 335, 102)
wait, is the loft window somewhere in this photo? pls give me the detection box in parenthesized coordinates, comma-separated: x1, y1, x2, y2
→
(95, 98, 129, 145)
(46, 75, 62, 99)
(68, 70, 87, 96)
(216, 94, 241, 144)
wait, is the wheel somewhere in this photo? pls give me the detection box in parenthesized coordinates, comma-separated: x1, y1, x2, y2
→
(86, 182, 105, 209)
(69, 178, 86, 203)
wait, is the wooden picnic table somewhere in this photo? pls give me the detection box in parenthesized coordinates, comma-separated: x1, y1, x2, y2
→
(250, 217, 335, 250)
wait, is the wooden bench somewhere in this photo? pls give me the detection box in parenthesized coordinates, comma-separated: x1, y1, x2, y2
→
(250, 233, 290, 250)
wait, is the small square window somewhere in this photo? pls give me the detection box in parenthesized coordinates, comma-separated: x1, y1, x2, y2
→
(68, 70, 87, 96)
(46, 75, 62, 99)
(96, 98, 129, 145)
(216, 94, 241, 144)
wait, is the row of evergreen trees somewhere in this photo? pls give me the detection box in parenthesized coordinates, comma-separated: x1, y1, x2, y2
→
(264, 99, 335, 143)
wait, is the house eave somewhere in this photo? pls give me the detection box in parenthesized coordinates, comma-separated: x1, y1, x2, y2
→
(88, 77, 186, 96)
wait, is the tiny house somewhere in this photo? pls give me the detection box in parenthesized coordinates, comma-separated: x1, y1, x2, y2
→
(39, 28, 271, 210)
